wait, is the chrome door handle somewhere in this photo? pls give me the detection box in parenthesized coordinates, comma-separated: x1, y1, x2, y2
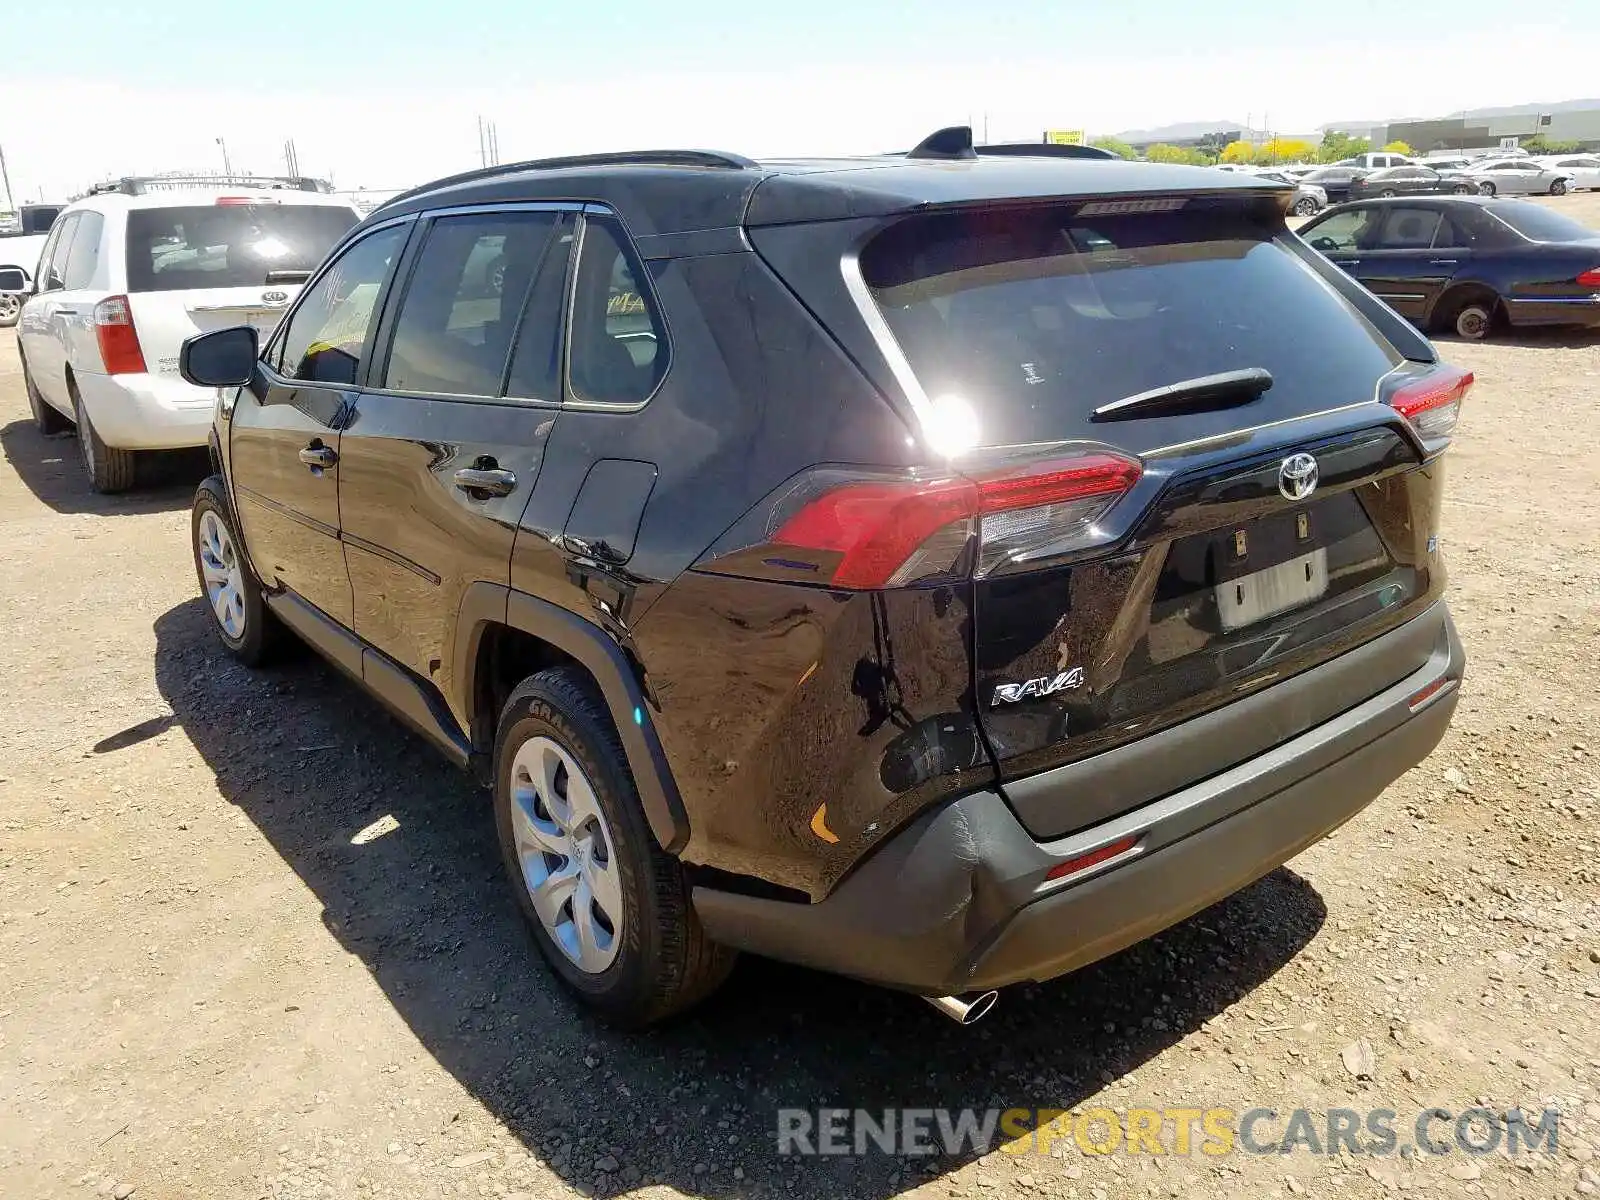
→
(298, 443, 337, 469)
(453, 466, 516, 497)
(1428, 259, 1459, 266)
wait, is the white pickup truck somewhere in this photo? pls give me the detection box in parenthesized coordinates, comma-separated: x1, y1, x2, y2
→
(0, 204, 64, 327)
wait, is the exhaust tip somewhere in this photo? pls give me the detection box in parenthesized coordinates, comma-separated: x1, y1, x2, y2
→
(924, 990, 999, 1025)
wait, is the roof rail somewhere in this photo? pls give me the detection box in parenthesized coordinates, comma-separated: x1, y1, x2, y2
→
(371, 149, 759, 215)
(86, 174, 333, 196)
(977, 142, 1118, 161)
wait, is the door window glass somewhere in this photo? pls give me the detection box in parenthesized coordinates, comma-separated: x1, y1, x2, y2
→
(1301, 208, 1382, 253)
(382, 211, 560, 397)
(38, 214, 78, 292)
(275, 224, 407, 385)
(62, 212, 104, 290)
(505, 216, 575, 400)
(567, 213, 666, 406)
(1375, 209, 1442, 249)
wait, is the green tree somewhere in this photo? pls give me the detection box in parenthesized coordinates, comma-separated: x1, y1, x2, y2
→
(1318, 132, 1371, 163)
(1219, 140, 1256, 164)
(1090, 136, 1137, 160)
(1382, 140, 1416, 156)
(1523, 134, 1583, 154)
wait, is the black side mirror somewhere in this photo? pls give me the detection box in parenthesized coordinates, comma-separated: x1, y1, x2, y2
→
(0, 267, 30, 292)
(180, 326, 259, 388)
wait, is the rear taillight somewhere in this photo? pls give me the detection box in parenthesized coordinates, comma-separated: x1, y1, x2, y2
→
(1578, 267, 1600, 288)
(93, 296, 147, 376)
(771, 453, 1142, 589)
(1386, 364, 1472, 446)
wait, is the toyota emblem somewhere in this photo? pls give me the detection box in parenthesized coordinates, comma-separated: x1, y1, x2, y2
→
(1278, 453, 1319, 502)
(261, 289, 289, 305)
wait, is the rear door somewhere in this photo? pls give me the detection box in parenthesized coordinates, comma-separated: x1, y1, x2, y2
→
(852, 199, 1446, 833)
(1354, 205, 1450, 319)
(123, 201, 358, 380)
(337, 205, 573, 730)
(229, 221, 410, 629)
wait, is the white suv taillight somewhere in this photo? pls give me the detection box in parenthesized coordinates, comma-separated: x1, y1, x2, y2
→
(93, 296, 148, 376)
(771, 453, 1143, 589)
(1386, 365, 1473, 445)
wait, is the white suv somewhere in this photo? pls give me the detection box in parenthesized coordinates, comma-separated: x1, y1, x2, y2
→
(2, 176, 358, 491)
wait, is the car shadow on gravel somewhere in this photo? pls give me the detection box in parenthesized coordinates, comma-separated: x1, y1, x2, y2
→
(152, 597, 1327, 1200)
(1, 419, 207, 514)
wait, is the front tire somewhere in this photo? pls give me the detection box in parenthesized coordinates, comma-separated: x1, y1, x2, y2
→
(1379, 188, 1398, 198)
(1550, 178, 1568, 196)
(1292, 196, 1319, 216)
(493, 667, 734, 1026)
(191, 475, 285, 666)
(1478, 181, 1496, 196)
(71, 382, 137, 493)
(0, 291, 20, 328)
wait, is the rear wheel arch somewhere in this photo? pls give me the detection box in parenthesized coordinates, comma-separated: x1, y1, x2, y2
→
(458, 589, 690, 853)
(1429, 281, 1501, 336)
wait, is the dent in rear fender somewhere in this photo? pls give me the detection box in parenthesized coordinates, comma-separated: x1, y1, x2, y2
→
(632, 571, 992, 900)
(502, 590, 690, 854)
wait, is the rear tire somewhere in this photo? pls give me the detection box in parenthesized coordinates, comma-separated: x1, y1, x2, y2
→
(1450, 183, 1472, 194)
(492, 667, 734, 1026)
(20, 351, 70, 435)
(191, 475, 285, 666)
(0, 291, 20, 328)
(1292, 196, 1318, 216)
(71, 381, 138, 493)
(1379, 188, 1398, 198)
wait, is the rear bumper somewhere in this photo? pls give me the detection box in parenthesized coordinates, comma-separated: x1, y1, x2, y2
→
(1504, 295, 1600, 329)
(74, 370, 217, 450)
(694, 603, 1464, 995)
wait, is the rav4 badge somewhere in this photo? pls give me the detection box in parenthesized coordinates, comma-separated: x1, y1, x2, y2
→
(991, 666, 1085, 707)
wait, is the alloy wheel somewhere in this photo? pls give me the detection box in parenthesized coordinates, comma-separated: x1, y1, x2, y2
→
(197, 510, 247, 639)
(508, 735, 623, 974)
(0, 293, 19, 323)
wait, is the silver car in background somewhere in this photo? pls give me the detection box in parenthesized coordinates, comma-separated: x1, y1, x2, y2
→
(1253, 169, 1328, 216)
(1458, 158, 1576, 197)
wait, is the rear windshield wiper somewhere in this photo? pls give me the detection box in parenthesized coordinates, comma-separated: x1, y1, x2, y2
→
(1090, 368, 1274, 422)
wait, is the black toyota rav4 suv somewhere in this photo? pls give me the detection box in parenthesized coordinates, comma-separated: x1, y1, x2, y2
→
(180, 128, 1466, 1026)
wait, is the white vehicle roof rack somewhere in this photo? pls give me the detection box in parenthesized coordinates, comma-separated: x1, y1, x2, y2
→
(87, 174, 333, 196)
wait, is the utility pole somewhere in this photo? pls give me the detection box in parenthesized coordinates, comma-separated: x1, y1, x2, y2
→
(217, 137, 233, 177)
(0, 143, 13, 211)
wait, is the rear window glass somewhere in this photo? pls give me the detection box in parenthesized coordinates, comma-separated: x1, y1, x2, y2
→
(1487, 202, 1596, 243)
(860, 204, 1402, 447)
(125, 204, 357, 293)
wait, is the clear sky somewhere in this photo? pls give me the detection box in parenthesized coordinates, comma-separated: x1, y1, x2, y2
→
(2, 0, 1595, 200)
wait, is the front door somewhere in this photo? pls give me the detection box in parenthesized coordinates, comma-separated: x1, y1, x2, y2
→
(229, 222, 410, 628)
(336, 207, 573, 728)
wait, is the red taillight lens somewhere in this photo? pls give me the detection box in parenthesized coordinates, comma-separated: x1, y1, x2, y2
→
(1386, 365, 1472, 444)
(93, 296, 147, 376)
(772, 453, 1142, 589)
(1577, 267, 1600, 288)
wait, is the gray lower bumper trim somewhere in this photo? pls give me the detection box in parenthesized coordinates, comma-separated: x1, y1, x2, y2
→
(693, 606, 1464, 995)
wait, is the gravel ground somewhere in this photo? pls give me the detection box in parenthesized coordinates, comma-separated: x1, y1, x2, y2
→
(2, 193, 1599, 1200)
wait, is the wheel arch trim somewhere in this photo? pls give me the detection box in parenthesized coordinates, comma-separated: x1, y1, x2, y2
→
(460, 588, 691, 854)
